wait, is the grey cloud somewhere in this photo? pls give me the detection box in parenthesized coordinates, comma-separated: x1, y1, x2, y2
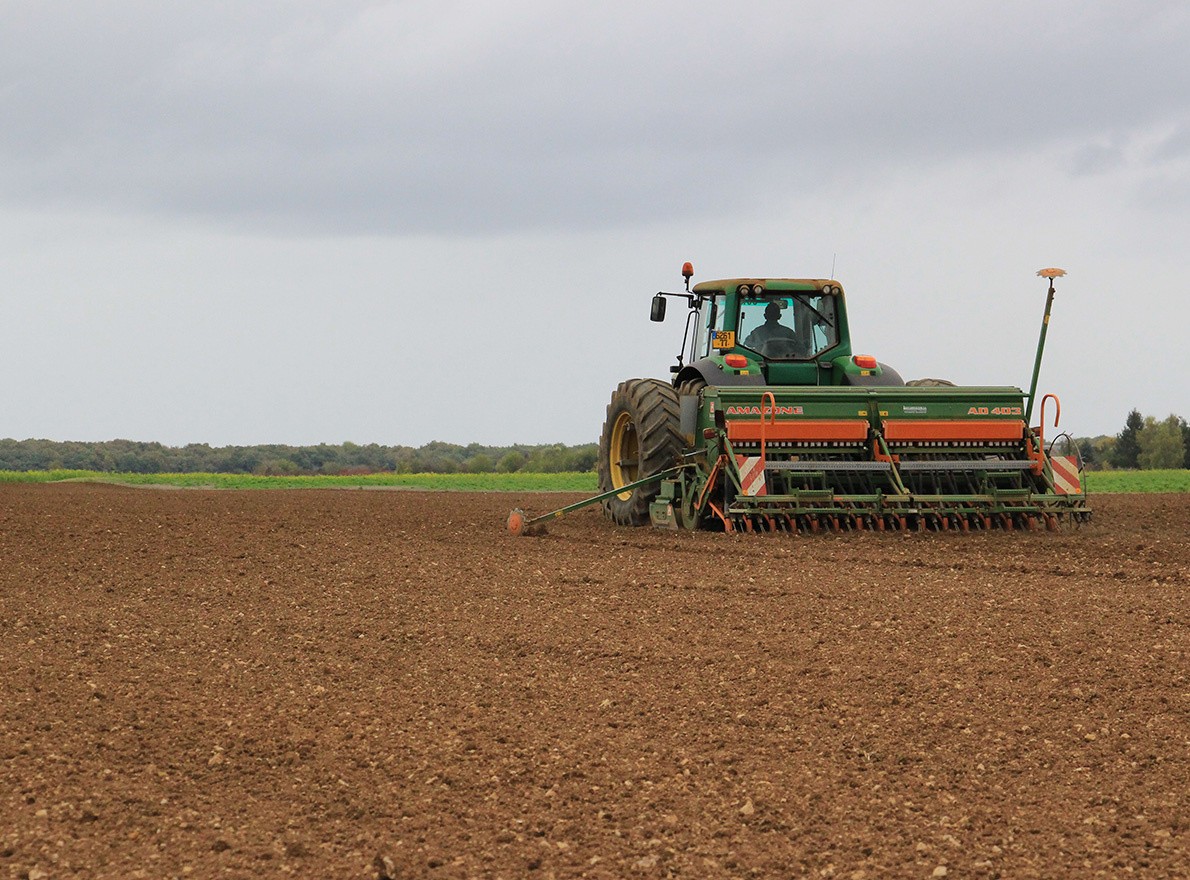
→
(1151, 121, 1190, 162)
(3, 1, 1190, 234)
(1069, 141, 1126, 176)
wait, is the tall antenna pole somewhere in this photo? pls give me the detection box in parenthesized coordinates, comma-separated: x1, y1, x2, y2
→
(1025, 268, 1066, 424)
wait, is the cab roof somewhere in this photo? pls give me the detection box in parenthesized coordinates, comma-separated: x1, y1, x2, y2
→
(691, 278, 844, 294)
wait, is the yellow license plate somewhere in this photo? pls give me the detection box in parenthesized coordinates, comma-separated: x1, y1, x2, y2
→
(711, 330, 735, 349)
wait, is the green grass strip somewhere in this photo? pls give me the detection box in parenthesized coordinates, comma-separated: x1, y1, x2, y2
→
(1083, 469, 1190, 494)
(0, 470, 600, 492)
(2, 469, 1187, 493)
(0, 469, 100, 483)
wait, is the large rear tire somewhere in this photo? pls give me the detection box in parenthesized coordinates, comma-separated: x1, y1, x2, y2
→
(905, 378, 956, 387)
(598, 379, 683, 526)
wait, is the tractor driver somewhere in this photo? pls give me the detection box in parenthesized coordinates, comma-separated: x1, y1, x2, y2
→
(743, 301, 799, 355)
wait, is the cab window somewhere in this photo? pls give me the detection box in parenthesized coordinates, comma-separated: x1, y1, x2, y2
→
(693, 295, 727, 358)
(737, 294, 838, 359)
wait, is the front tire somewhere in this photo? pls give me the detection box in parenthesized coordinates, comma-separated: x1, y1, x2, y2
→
(598, 379, 683, 526)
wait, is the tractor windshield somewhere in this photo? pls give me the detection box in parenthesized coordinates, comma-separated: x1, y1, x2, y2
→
(737, 293, 838, 360)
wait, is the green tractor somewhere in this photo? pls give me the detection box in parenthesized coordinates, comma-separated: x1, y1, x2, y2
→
(509, 264, 1089, 535)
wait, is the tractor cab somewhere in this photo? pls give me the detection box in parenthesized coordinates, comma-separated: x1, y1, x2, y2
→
(652, 268, 899, 388)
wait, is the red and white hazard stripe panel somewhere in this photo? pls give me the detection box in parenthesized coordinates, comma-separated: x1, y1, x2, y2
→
(736, 455, 768, 497)
(1050, 455, 1083, 495)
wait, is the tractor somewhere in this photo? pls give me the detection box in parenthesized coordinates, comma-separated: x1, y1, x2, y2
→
(509, 264, 1089, 535)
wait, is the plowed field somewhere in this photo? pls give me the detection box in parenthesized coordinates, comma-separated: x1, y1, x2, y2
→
(1, 484, 1187, 879)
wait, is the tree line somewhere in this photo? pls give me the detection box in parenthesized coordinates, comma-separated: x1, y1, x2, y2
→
(0, 438, 598, 475)
(2, 409, 1185, 475)
(1077, 410, 1190, 470)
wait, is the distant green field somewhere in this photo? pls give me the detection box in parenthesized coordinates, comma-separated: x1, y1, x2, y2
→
(1083, 469, 1190, 494)
(0, 470, 601, 492)
(0, 469, 1186, 493)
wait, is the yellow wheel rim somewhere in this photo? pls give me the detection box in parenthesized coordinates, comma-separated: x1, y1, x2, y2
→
(608, 411, 638, 501)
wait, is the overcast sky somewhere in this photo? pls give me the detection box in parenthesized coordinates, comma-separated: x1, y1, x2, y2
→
(3, 0, 1188, 447)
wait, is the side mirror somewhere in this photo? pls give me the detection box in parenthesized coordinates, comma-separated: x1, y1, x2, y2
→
(650, 294, 667, 322)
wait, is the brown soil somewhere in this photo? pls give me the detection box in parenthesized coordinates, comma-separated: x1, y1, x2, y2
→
(1, 484, 1186, 879)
